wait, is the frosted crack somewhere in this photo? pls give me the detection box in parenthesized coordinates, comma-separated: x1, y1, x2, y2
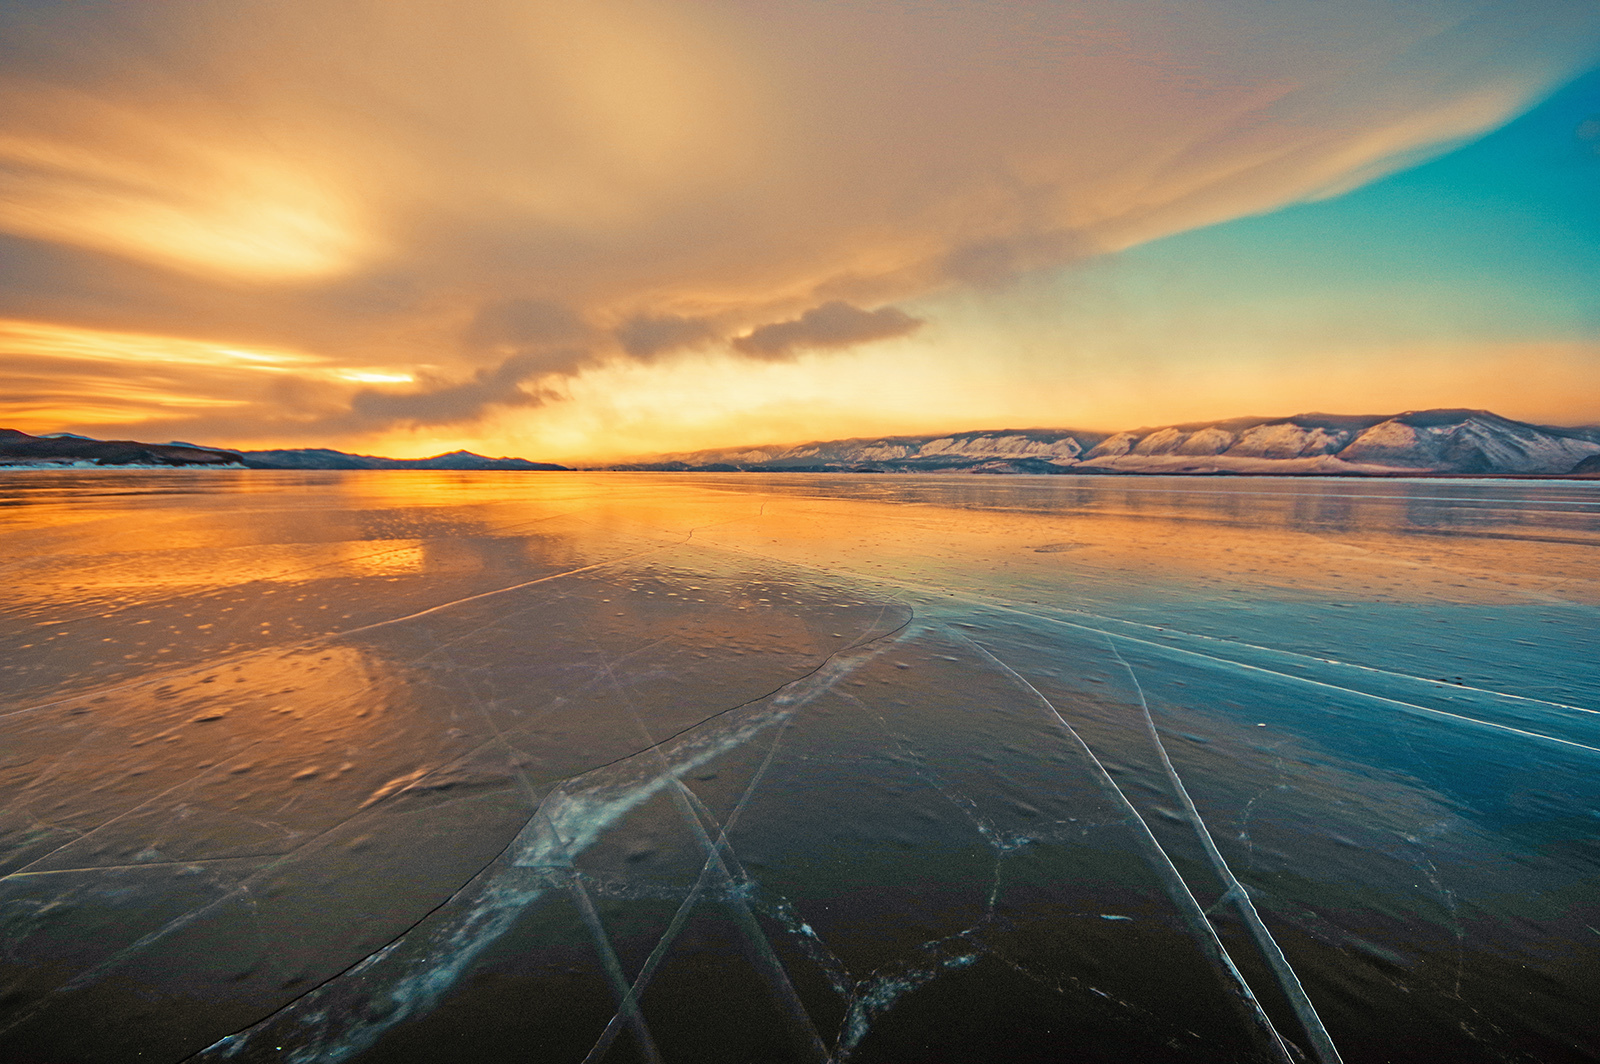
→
(1108, 636, 1344, 1064)
(961, 633, 1296, 1064)
(575, 698, 796, 1064)
(575, 608, 905, 1064)
(561, 839, 667, 1064)
(700, 544, 1600, 727)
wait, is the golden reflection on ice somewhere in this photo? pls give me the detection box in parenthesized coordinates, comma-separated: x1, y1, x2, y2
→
(3, 473, 1597, 617)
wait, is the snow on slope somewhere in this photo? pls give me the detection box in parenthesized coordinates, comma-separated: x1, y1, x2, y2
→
(1227, 423, 1351, 459)
(1334, 411, 1600, 473)
(619, 410, 1600, 475)
(641, 429, 1102, 470)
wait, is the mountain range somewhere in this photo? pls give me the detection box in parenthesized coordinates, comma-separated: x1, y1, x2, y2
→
(234, 448, 566, 471)
(0, 431, 567, 471)
(611, 409, 1600, 476)
(5, 410, 1599, 476)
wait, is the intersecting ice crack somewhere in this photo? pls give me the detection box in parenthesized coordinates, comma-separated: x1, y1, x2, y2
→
(412, 579, 678, 1064)
(958, 634, 1298, 1064)
(567, 597, 924, 1058)
(1, 542, 915, 1059)
(1104, 637, 1344, 1064)
(659, 617, 1033, 1059)
(666, 781, 830, 1063)
(188, 610, 911, 1064)
(460, 605, 1345, 1064)
(573, 614, 858, 1064)
(701, 543, 1600, 750)
(753, 634, 1227, 1064)
(551, 615, 1323, 1064)
(833, 939, 984, 1059)
(986, 607, 1600, 756)
(560, 823, 667, 1064)
(2, 551, 685, 893)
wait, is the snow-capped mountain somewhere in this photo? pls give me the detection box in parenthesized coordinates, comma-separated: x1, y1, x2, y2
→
(8, 411, 1596, 476)
(612, 410, 1600, 476)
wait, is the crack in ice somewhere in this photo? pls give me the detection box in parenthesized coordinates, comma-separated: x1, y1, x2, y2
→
(1108, 637, 1344, 1064)
(962, 634, 1297, 1064)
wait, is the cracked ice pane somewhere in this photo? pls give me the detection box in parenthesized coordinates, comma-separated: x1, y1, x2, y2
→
(1, 470, 1597, 1063)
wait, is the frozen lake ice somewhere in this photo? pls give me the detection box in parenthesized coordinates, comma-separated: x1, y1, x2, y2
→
(1, 470, 1597, 1063)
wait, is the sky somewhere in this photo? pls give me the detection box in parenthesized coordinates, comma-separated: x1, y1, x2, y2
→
(1, 0, 1598, 462)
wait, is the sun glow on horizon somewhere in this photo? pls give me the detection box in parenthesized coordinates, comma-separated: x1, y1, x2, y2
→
(0, 319, 421, 436)
(0, 320, 317, 371)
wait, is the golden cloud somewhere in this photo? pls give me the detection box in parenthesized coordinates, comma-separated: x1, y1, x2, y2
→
(0, 0, 1595, 453)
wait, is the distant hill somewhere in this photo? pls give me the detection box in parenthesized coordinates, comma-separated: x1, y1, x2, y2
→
(0, 430, 568, 471)
(609, 409, 1600, 477)
(0, 429, 243, 468)
(236, 447, 567, 471)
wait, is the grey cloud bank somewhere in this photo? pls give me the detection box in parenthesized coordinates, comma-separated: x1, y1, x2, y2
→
(731, 302, 923, 360)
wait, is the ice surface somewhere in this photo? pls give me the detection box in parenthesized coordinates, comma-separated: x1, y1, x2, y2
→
(1, 470, 1597, 1063)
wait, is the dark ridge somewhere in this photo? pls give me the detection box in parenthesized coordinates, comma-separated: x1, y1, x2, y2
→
(239, 448, 567, 470)
(0, 429, 242, 467)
